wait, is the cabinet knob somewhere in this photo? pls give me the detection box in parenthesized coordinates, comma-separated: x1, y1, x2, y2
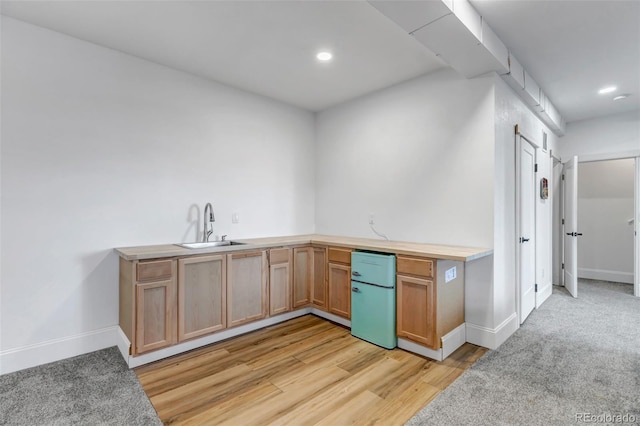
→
(352, 287, 361, 293)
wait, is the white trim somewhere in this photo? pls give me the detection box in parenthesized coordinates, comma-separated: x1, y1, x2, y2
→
(536, 282, 553, 308)
(0, 326, 118, 375)
(397, 324, 466, 362)
(124, 308, 312, 368)
(465, 312, 518, 350)
(578, 268, 634, 284)
(578, 150, 640, 163)
(635, 157, 640, 297)
(397, 338, 443, 362)
(116, 327, 131, 361)
(309, 308, 351, 328)
(441, 323, 466, 359)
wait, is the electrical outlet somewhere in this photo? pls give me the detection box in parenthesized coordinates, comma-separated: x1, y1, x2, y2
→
(368, 214, 375, 225)
(232, 213, 240, 224)
(445, 267, 457, 283)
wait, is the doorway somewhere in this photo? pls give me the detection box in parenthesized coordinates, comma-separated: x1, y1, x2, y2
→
(558, 156, 639, 297)
(516, 134, 536, 324)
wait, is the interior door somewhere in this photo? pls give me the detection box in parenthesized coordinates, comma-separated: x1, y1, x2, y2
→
(563, 156, 579, 298)
(518, 136, 536, 324)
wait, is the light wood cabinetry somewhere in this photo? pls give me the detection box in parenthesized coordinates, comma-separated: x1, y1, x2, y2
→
(129, 259, 177, 355)
(397, 274, 436, 348)
(177, 255, 226, 342)
(327, 247, 352, 319)
(227, 250, 268, 328)
(269, 248, 292, 316)
(311, 246, 328, 308)
(396, 256, 464, 351)
(292, 246, 312, 308)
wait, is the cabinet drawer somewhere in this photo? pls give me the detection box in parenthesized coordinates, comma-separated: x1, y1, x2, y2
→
(328, 247, 352, 265)
(397, 256, 434, 278)
(270, 248, 290, 265)
(137, 260, 173, 282)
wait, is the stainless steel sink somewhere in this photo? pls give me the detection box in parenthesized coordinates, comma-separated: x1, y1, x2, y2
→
(178, 241, 247, 249)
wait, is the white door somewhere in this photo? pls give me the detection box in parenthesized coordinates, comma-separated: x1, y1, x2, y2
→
(518, 137, 536, 324)
(563, 156, 579, 298)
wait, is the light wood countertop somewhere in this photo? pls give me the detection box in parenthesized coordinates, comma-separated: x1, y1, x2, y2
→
(115, 234, 492, 262)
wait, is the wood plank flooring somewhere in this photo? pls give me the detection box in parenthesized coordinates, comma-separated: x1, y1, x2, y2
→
(135, 315, 486, 425)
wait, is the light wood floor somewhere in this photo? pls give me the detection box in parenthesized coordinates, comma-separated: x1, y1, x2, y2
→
(135, 315, 486, 425)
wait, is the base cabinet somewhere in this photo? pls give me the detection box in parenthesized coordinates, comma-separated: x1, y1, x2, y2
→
(177, 255, 226, 342)
(292, 246, 312, 308)
(311, 247, 328, 308)
(269, 248, 292, 316)
(327, 247, 352, 319)
(227, 251, 268, 327)
(134, 260, 177, 354)
(395, 256, 464, 351)
(396, 274, 436, 348)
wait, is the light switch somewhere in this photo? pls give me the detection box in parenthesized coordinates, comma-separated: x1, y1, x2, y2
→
(445, 266, 457, 283)
(232, 213, 240, 224)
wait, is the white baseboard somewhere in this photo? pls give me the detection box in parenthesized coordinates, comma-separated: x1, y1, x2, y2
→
(578, 268, 634, 284)
(0, 326, 118, 375)
(396, 325, 466, 362)
(466, 312, 518, 350)
(116, 327, 131, 361)
(441, 323, 466, 359)
(310, 308, 351, 328)
(397, 338, 443, 361)
(124, 308, 312, 368)
(536, 282, 553, 308)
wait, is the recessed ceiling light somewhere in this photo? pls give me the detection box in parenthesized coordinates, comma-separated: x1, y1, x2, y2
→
(613, 94, 630, 101)
(316, 51, 333, 62)
(598, 86, 617, 94)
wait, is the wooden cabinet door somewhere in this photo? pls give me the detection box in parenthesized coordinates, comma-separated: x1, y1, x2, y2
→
(396, 274, 437, 349)
(292, 247, 312, 308)
(328, 263, 351, 319)
(177, 255, 226, 342)
(269, 248, 292, 316)
(312, 247, 328, 308)
(227, 251, 268, 327)
(135, 278, 176, 354)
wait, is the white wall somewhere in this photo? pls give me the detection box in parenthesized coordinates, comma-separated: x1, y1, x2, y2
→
(0, 17, 315, 371)
(315, 68, 495, 248)
(578, 159, 635, 283)
(559, 110, 640, 160)
(492, 75, 558, 335)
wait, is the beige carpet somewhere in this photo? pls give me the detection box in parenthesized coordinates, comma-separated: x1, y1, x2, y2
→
(407, 279, 640, 425)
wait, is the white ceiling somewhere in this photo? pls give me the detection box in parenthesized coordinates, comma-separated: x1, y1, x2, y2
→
(2, 0, 639, 122)
(0, 0, 446, 111)
(470, 0, 640, 123)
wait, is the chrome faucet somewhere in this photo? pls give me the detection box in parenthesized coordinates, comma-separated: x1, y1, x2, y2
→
(203, 203, 215, 242)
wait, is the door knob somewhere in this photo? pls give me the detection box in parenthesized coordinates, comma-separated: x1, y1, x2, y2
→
(519, 237, 530, 243)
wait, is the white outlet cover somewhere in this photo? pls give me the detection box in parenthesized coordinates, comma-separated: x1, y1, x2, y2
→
(232, 213, 240, 224)
(445, 267, 457, 283)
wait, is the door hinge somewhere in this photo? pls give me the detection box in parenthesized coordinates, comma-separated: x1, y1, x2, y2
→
(562, 263, 565, 269)
(535, 164, 538, 172)
(535, 284, 538, 292)
(562, 218, 565, 225)
(562, 174, 565, 181)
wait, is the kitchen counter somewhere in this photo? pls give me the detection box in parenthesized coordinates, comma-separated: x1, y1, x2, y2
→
(115, 234, 492, 262)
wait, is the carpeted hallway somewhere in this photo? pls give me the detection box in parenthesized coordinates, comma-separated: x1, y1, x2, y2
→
(407, 279, 640, 425)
